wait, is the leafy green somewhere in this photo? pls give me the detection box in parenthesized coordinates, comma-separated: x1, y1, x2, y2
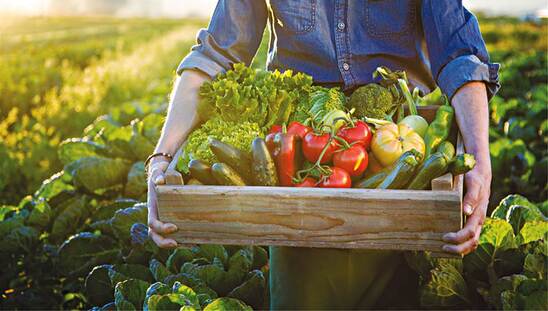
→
(516, 221, 548, 245)
(58, 138, 107, 165)
(124, 161, 147, 199)
(491, 194, 537, 219)
(114, 279, 150, 311)
(66, 156, 132, 192)
(420, 261, 472, 307)
(85, 265, 115, 307)
(57, 232, 120, 276)
(110, 203, 148, 242)
(506, 204, 545, 234)
(203, 297, 252, 311)
(166, 247, 195, 273)
(150, 259, 171, 283)
(227, 270, 266, 310)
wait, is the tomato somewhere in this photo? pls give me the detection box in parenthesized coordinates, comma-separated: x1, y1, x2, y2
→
(337, 120, 372, 149)
(294, 177, 317, 187)
(302, 132, 339, 164)
(333, 145, 368, 177)
(269, 124, 282, 135)
(319, 167, 352, 188)
(287, 121, 312, 139)
(371, 123, 425, 167)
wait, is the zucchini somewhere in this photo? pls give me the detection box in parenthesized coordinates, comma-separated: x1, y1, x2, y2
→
(188, 159, 218, 185)
(407, 152, 450, 190)
(449, 153, 476, 175)
(377, 151, 421, 189)
(436, 141, 455, 160)
(210, 163, 247, 186)
(251, 138, 279, 186)
(354, 171, 387, 189)
(208, 138, 254, 183)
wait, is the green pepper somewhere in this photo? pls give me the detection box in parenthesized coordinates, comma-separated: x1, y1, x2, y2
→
(423, 105, 454, 157)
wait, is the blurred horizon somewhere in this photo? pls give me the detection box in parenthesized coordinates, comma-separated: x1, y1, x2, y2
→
(0, 0, 546, 18)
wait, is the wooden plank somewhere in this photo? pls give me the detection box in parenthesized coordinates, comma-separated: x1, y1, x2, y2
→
(432, 173, 453, 191)
(156, 186, 461, 255)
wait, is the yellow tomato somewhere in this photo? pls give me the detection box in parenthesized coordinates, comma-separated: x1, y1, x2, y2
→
(371, 123, 425, 167)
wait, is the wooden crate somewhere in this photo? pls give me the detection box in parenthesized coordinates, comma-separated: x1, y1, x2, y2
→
(156, 106, 464, 257)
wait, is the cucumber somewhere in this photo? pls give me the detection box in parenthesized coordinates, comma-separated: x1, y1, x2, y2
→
(354, 171, 388, 189)
(436, 141, 455, 160)
(251, 138, 279, 186)
(208, 138, 254, 183)
(450, 153, 476, 175)
(210, 163, 247, 186)
(188, 159, 218, 185)
(407, 152, 450, 190)
(377, 151, 420, 189)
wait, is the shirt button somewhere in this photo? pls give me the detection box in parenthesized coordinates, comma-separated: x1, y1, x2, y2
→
(337, 22, 346, 31)
(342, 62, 350, 71)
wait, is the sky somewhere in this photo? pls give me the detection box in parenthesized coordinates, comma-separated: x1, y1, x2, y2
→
(0, 0, 546, 17)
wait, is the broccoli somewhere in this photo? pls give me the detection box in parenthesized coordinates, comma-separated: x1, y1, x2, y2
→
(346, 83, 396, 119)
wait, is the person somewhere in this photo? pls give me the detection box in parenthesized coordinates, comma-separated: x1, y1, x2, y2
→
(146, 1, 499, 309)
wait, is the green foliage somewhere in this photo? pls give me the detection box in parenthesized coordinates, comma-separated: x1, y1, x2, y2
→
(408, 196, 548, 310)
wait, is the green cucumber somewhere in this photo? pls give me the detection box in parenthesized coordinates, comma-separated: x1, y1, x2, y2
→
(211, 163, 247, 186)
(407, 152, 450, 190)
(449, 153, 476, 175)
(377, 151, 420, 189)
(208, 138, 253, 183)
(354, 170, 388, 189)
(188, 159, 218, 185)
(251, 138, 279, 186)
(436, 141, 455, 160)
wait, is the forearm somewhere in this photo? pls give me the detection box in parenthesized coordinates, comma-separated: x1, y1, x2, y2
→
(451, 82, 491, 175)
(154, 70, 211, 156)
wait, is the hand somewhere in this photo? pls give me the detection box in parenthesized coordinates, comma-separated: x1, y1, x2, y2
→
(442, 163, 491, 255)
(147, 159, 179, 248)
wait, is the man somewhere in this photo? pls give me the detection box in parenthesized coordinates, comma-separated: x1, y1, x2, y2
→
(146, 1, 499, 309)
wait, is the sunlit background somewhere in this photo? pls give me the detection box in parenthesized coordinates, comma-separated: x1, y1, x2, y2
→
(0, 0, 546, 17)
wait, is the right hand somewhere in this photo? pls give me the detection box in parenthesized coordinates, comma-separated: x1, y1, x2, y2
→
(147, 159, 178, 248)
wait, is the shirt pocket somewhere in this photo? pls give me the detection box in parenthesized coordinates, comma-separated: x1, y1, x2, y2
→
(270, 0, 316, 34)
(365, 0, 417, 38)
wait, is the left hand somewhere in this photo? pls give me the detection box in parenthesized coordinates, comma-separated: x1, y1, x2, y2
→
(442, 163, 492, 255)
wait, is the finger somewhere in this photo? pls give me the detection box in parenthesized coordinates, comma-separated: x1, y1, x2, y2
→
(463, 174, 483, 216)
(149, 229, 178, 248)
(148, 218, 178, 235)
(443, 213, 482, 244)
(154, 173, 166, 185)
(442, 235, 479, 255)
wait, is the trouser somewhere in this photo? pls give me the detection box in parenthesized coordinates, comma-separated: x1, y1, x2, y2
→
(269, 246, 412, 310)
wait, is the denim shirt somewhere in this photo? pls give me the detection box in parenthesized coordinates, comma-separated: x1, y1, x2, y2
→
(178, 0, 500, 100)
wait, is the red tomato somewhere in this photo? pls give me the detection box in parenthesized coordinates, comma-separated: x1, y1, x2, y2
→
(302, 132, 339, 164)
(287, 121, 312, 139)
(337, 120, 372, 149)
(269, 124, 282, 135)
(333, 145, 369, 177)
(294, 177, 317, 187)
(319, 167, 352, 188)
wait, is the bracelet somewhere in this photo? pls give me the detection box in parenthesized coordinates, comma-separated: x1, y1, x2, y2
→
(145, 152, 173, 169)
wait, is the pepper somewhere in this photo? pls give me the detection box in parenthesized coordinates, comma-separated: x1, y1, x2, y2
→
(423, 105, 454, 158)
(272, 132, 303, 186)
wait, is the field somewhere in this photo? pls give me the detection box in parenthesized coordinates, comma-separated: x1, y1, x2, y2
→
(0, 15, 546, 310)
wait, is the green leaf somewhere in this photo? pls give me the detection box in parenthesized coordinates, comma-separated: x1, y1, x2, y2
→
(488, 274, 528, 309)
(143, 282, 171, 311)
(57, 232, 120, 276)
(227, 270, 266, 310)
(149, 259, 171, 283)
(26, 199, 53, 230)
(203, 298, 252, 311)
(33, 171, 75, 201)
(251, 246, 268, 270)
(85, 265, 114, 307)
(464, 219, 516, 282)
(110, 203, 148, 243)
(420, 261, 472, 307)
(114, 279, 150, 311)
(523, 253, 546, 279)
(166, 247, 195, 273)
(66, 156, 132, 192)
(172, 282, 200, 309)
(124, 162, 147, 199)
(516, 221, 548, 245)
(192, 245, 228, 267)
(506, 204, 546, 234)
(2, 225, 39, 255)
(50, 195, 90, 243)
(0, 205, 17, 221)
(225, 248, 254, 292)
(491, 194, 536, 219)
(58, 138, 107, 165)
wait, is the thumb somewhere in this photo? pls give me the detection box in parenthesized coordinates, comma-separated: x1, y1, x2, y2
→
(154, 173, 166, 185)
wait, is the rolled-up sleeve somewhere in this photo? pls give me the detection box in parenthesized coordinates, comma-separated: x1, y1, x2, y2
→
(422, 1, 500, 100)
(177, 0, 268, 78)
